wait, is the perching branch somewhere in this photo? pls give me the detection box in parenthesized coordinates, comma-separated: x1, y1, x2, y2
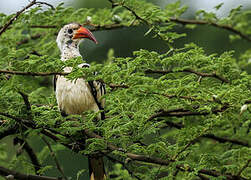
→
(0, 165, 61, 180)
(145, 69, 229, 83)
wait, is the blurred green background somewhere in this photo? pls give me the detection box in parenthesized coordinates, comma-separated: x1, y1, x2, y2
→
(0, 0, 250, 179)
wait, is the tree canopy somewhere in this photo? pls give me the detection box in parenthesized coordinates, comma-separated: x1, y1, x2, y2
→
(0, 0, 250, 179)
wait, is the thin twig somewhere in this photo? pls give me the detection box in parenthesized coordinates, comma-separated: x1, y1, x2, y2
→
(109, 83, 129, 89)
(0, 112, 30, 124)
(108, 0, 250, 43)
(105, 155, 142, 180)
(0, 165, 60, 180)
(108, 0, 171, 44)
(42, 137, 68, 180)
(159, 119, 250, 147)
(0, 0, 37, 36)
(172, 138, 197, 160)
(17, 34, 42, 45)
(170, 18, 251, 42)
(0, 68, 229, 87)
(237, 159, 251, 176)
(197, 174, 210, 180)
(147, 105, 229, 121)
(145, 69, 229, 83)
(30, 25, 57, 28)
(36, 1, 55, 9)
(0, 70, 67, 76)
(176, 164, 247, 180)
(202, 134, 250, 147)
(14, 138, 41, 175)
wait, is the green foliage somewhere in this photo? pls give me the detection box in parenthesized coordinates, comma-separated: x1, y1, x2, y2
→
(0, 0, 250, 180)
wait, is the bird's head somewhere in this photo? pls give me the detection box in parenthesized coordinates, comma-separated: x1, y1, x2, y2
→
(56, 23, 97, 51)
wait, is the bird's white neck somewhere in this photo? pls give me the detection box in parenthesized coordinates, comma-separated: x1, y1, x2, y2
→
(60, 41, 81, 61)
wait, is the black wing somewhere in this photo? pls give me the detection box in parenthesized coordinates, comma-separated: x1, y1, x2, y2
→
(81, 63, 106, 120)
(53, 75, 57, 92)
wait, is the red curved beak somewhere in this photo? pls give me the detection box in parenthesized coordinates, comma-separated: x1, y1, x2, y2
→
(73, 26, 98, 44)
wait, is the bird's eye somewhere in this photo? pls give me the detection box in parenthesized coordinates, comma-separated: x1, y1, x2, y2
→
(68, 29, 73, 34)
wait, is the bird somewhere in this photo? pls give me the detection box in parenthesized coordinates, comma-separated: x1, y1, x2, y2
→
(55, 22, 106, 180)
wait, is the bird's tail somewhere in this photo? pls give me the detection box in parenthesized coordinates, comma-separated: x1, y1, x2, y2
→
(89, 156, 106, 180)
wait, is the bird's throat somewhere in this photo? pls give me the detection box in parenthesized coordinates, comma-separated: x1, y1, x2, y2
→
(61, 41, 81, 61)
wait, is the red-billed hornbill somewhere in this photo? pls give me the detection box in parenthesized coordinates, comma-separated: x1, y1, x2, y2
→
(55, 23, 106, 180)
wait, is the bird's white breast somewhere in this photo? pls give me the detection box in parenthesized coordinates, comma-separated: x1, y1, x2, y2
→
(56, 75, 99, 115)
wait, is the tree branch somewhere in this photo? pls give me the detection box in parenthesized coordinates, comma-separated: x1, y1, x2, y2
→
(105, 154, 142, 180)
(0, 112, 31, 124)
(83, 129, 247, 180)
(176, 164, 247, 180)
(17, 34, 42, 45)
(0, 70, 67, 76)
(42, 137, 68, 180)
(36, 1, 55, 10)
(202, 134, 250, 147)
(108, 0, 148, 25)
(18, 91, 31, 111)
(109, 83, 129, 89)
(244, 100, 251, 104)
(0, 0, 37, 36)
(169, 18, 251, 42)
(172, 138, 197, 160)
(0, 165, 61, 180)
(108, 0, 250, 43)
(0, 126, 18, 140)
(145, 69, 229, 83)
(26, 18, 251, 42)
(14, 138, 41, 175)
(237, 159, 251, 177)
(0, 112, 247, 180)
(160, 119, 250, 147)
(147, 105, 229, 121)
(83, 129, 173, 166)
